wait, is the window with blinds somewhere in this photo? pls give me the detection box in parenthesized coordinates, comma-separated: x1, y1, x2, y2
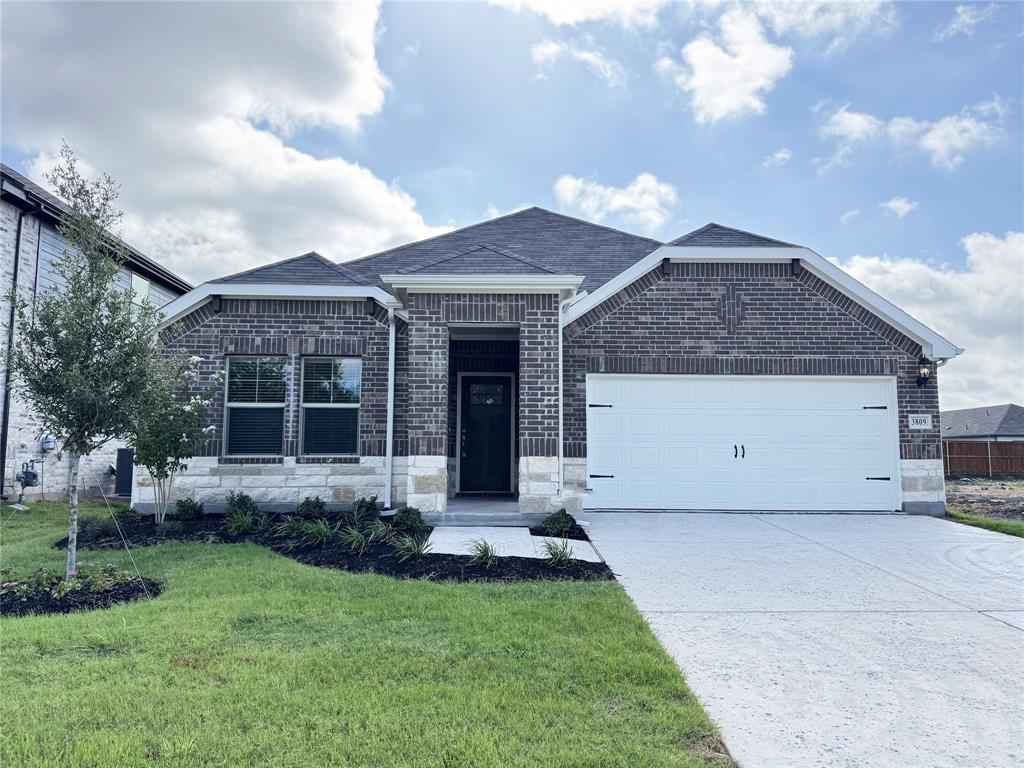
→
(225, 356, 287, 455)
(301, 357, 361, 455)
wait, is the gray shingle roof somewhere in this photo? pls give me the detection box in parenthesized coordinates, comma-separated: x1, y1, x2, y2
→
(211, 251, 364, 285)
(342, 207, 663, 293)
(941, 404, 1024, 439)
(669, 222, 799, 248)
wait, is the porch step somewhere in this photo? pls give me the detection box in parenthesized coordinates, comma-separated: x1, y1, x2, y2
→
(425, 512, 546, 528)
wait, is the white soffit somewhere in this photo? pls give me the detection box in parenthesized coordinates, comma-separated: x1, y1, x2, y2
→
(563, 246, 963, 359)
(159, 282, 400, 328)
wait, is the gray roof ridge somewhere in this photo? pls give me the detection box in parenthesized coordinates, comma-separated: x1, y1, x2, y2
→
(394, 242, 558, 276)
(475, 242, 558, 273)
(671, 221, 800, 248)
(527, 206, 665, 247)
(211, 250, 328, 283)
(341, 206, 548, 268)
(306, 250, 364, 284)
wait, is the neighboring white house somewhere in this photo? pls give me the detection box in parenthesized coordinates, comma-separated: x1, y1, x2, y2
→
(0, 163, 190, 501)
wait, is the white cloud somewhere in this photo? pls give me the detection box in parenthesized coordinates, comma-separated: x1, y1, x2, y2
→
(757, 1, 896, 53)
(1, 1, 444, 283)
(659, 9, 793, 124)
(490, 0, 666, 28)
(762, 147, 792, 167)
(935, 3, 998, 41)
(840, 209, 860, 225)
(531, 39, 627, 86)
(880, 197, 918, 219)
(817, 98, 1006, 171)
(836, 232, 1024, 410)
(553, 173, 678, 233)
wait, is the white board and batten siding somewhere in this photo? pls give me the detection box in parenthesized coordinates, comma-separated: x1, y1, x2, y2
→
(585, 374, 901, 512)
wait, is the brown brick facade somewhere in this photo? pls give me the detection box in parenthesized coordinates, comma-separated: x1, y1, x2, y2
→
(162, 298, 393, 459)
(404, 292, 561, 460)
(563, 261, 941, 461)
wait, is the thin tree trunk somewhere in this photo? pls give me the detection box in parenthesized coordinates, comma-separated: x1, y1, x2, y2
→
(66, 446, 81, 582)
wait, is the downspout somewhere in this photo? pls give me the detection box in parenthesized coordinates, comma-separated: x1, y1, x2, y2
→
(557, 295, 573, 493)
(1, 208, 30, 499)
(383, 307, 396, 509)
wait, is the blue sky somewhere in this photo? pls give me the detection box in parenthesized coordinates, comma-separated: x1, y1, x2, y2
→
(1, 1, 1021, 407)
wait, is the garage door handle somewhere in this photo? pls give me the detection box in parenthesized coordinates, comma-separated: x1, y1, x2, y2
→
(734, 444, 738, 458)
(865, 476, 891, 481)
(741, 444, 745, 458)
(589, 474, 615, 479)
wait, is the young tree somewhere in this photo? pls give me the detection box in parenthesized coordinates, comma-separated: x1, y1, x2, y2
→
(8, 143, 162, 581)
(129, 354, 218, 523)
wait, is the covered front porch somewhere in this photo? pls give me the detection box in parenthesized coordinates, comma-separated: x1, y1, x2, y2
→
(391, 281, 585, 517)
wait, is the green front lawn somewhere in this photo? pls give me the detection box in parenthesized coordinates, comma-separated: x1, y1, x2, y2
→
(1, 502, 731, 768)
(946, 507, 1024, 538)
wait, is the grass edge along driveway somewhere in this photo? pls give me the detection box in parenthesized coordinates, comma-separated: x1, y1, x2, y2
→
(0, 502, 732, 768)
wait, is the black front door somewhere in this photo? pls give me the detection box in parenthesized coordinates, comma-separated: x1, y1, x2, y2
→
(460, 376, 513, 493)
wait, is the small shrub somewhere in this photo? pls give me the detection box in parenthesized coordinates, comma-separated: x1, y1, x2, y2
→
(467, 539, 498, 568)
(157, 520, 184, 537)
(112, 506, 141, 525)
(80, 518, 118, 539)
(538, 509, 575, 537)
(391, 533, 432, 563)
(542, 538, 574, 568)
(225, 509, 262, 536)
(295, 496, 327, 519)
(338, 525, 368, 556)
(224, 491, 264, 535)
(367, 519, 395, 544)
(393, 506, 426, 532)
(301, 517, 336, 547)
(1, 568, 60, 601)
(349, 495, 379, 527)
(225, 490, 260, 517)
(173, 497, 204, 521)
(274, 515, 307, 541)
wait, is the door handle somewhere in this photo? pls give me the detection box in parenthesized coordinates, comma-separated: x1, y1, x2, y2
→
(741, 445, 745, 458)
(734, 444, 738, 458)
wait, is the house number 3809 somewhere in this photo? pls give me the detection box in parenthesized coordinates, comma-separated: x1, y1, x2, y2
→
(909, 415, 933, 430)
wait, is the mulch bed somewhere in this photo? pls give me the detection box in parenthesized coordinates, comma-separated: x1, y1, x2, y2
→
(59, 515, 613, 583)
(528, 523, 590, 542)
(1, 578, 161, 619)
(275, 541, 612, 582)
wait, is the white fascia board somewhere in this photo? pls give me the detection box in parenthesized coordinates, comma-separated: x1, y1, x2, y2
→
(380, 274, 584, 296)
(159, 282, 401, 328)
(563, 245, 963, 359)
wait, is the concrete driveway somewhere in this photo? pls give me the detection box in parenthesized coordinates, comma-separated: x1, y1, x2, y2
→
(585, 513, 1024, 768)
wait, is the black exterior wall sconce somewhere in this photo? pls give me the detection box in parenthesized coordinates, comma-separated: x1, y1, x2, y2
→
(916, 356, 932, 387)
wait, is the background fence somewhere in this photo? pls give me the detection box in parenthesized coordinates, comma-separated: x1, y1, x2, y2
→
(944, 441, 1024, 477)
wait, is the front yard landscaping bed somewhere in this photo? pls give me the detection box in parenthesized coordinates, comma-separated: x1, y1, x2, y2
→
(1, 566, 160, 618)
(58, 505, 612, 583)
(528, 508, 591, 541)
(1, 501, 732, 768)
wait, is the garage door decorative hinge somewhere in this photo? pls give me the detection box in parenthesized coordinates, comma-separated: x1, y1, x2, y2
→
(589, 474, 615, 479)
(862, 405, 888, 409)
(588, 403, 613, 408)
(865, 476, 891, 481)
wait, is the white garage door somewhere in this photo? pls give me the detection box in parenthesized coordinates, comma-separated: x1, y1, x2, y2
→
(585, 375, 900, 512)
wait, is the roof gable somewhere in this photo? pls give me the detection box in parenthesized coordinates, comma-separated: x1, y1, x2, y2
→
(212, 251, 362, 285)
(670, 223, 799, 248)
(342, 207, 662, 292)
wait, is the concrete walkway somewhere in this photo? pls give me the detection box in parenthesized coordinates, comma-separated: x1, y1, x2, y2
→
(586, 512, 1024, 768)
(428, 526, 603, 562)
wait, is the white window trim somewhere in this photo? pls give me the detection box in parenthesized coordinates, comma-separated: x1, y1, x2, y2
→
(299, 356, 362, 458)
(223, 356, 288, 458)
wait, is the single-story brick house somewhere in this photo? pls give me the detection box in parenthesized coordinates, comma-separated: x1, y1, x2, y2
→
(137, 208, 962, 516)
